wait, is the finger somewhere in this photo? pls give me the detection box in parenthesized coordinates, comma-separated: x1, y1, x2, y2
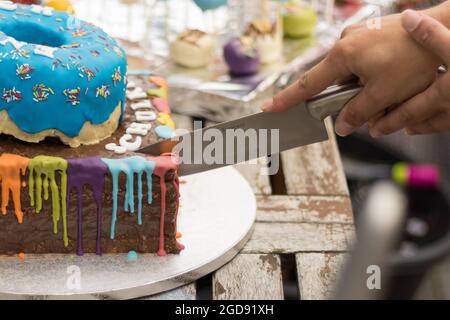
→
(368, 108, 391, 131)
(402, 9, 450, 64)
(369, 81, 443, 137)
(406, 111, 450, 135)
(341, 23, 362, 39)
(262, 53, 350, 112)
(335, 84, 389, 136)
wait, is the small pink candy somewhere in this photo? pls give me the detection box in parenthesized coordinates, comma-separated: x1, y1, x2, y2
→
(152, 97, 171, 113)
(408, 165, 440, 188)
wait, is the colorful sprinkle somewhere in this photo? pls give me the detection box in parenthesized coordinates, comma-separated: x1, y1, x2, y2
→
(72, 29, 88, 37)
(61, 43, 80, 49)
(78, 65, 96, 81)
(63, 87, 81, 106)
(32, 84, 55, 102)
(96, 85, 111, 99)
(16, 63, 34, 80)
(113, 46, 123, 57)
(1, 87, 22, 103)
(10, 48, 30, 60)
(112, 67, 122, 87)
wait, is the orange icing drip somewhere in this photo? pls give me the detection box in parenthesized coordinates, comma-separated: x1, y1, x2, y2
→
(0, 154, 30, 224)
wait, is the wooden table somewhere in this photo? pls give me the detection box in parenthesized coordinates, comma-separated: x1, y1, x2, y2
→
(141, 115, 355, 300)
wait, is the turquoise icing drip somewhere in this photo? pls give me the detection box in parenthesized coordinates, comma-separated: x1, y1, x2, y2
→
(101, 157, 155, 239)
(0, 5, 127, 137)
(155, 125, 175, 139)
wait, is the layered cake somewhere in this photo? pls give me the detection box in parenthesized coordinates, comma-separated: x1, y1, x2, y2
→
(0, 2, 183, 256)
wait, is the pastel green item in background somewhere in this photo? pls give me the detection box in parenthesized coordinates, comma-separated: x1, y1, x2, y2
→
(28, 156, 69, 247)
(283, 2, 318, 38)
(392, 162, 408, 186)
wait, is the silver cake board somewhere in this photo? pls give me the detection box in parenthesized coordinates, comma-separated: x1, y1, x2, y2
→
(0, 167, 256, 300)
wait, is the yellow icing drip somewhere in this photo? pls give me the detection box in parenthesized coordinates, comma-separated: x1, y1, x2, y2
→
(29, 156, 69, 247)
(0, 154, 30, 224)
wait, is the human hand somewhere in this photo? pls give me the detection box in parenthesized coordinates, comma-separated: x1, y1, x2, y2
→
(262, 2, 449, 137)
(370, 10, 450, 136)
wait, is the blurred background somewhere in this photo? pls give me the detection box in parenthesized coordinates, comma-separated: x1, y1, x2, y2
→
(20, 0, 449, 299)
(75, 0, 450, 300)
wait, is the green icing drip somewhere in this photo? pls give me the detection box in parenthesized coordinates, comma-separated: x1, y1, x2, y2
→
(29, 156, 69, 247)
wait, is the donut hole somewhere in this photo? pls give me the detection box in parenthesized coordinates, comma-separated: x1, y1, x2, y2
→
(0, 21, 66, 47)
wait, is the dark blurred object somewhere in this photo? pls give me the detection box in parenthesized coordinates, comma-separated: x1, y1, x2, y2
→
(335, 181, 408, 300)
(337, 132, 450, 299)
(344, 157, 440, 189)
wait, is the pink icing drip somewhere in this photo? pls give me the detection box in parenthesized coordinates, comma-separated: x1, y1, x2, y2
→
(151, 154, 184, 256)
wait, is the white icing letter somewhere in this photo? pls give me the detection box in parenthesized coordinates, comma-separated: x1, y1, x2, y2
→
(105, 143, 127, 154)
(126, 81, 137, 89)
(130, 100, 152, 111)
(126, 87, 147, 101)
(126, 122, 152, 136)
(136, 111, 157, 122)
(119, 134, 142, 151)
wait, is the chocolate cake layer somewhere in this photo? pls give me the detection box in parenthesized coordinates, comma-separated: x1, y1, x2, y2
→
(0, 75, 181, 256)
(0, 171, 180, 255)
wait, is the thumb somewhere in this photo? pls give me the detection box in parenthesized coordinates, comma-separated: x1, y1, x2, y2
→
(402, 9, 450, 64)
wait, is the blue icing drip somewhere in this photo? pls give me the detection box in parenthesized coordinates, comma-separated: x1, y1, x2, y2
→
(155, 125, 175, 139)
(101, 157, 155, 239)
(0, 5, 127, 138)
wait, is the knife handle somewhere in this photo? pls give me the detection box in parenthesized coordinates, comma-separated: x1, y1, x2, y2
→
(307, 82, 362, 121)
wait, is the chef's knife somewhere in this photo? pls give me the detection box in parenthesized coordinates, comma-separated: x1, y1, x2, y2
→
(139, 81, 362, 176)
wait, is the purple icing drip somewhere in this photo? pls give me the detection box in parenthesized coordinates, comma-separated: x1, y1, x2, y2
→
(67, 157, 108, 256)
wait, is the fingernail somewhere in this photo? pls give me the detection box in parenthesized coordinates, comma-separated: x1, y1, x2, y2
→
(335, 120, 355, 137)
(370, 128, 383, 138)
(261, 100, 273, 112)
(402, 10, 422, 32)
(405, 128, 416, 136)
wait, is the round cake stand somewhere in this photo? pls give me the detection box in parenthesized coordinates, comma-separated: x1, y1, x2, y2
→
(0, 167, 256, 300)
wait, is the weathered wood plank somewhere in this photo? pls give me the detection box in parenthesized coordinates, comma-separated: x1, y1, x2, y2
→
(256, 195, 353, 224)
(234, 159, 272, 195)
(296, 253, 349, 300)
(281, 119, 349, 196)
(433, 256, 450, 299)
(415, 256, 450, 300)
(242, 222, 355, 254)
(138, 283, 197, 300)
(213, 254, 284, 300)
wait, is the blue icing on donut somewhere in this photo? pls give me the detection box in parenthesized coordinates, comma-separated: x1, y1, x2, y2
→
(0, 4, 127, 138)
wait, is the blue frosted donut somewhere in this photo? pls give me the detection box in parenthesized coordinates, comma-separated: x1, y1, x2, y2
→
(0, 2, 127, 144)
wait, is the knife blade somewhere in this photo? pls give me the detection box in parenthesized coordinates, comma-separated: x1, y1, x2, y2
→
(139, 81, 362, 176)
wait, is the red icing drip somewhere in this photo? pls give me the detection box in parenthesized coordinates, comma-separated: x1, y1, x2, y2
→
(150, 154, 184, 256)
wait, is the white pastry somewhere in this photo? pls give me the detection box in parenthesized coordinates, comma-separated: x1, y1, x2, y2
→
(170, 29, 216, 68)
